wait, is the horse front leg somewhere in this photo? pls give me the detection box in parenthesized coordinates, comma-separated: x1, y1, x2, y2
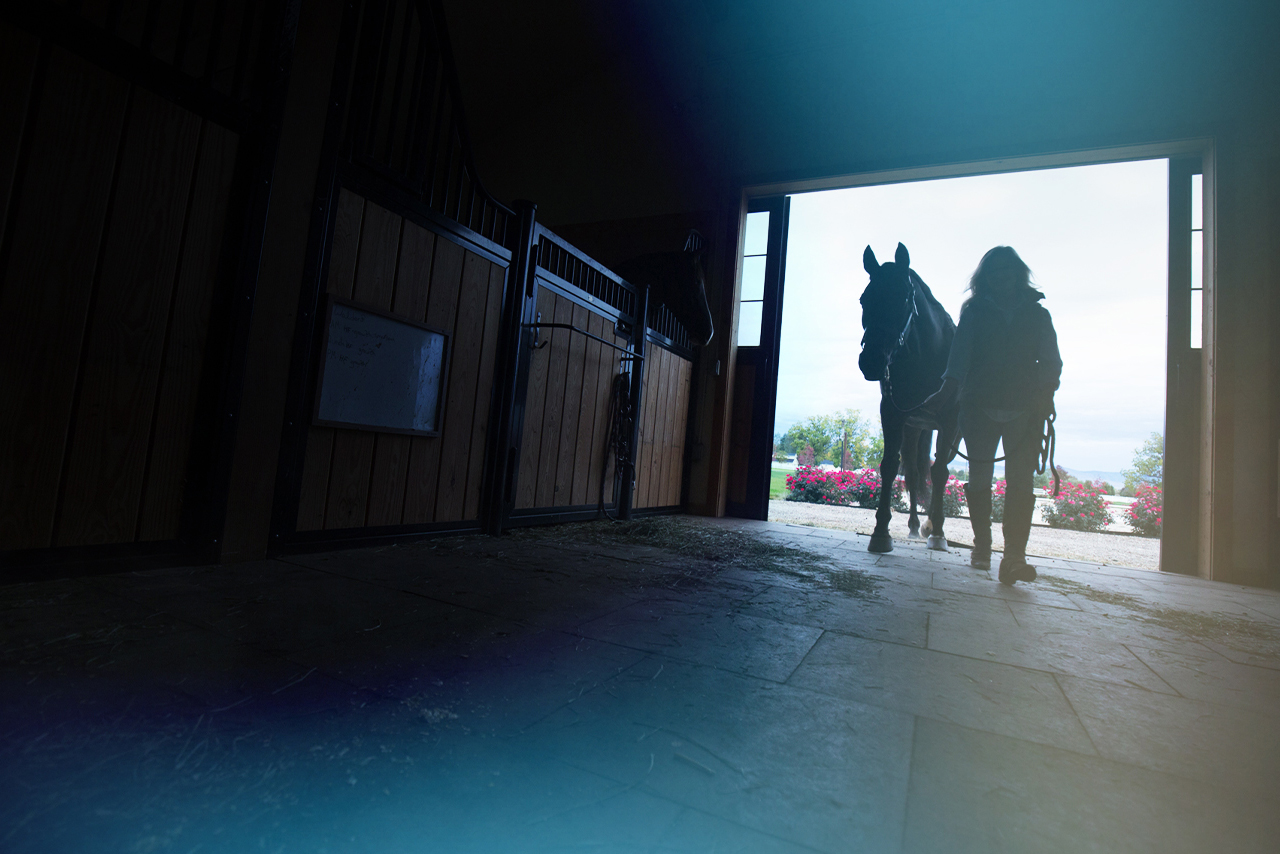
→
(869, 423, 903, 553)
(926, 421, 959, 551)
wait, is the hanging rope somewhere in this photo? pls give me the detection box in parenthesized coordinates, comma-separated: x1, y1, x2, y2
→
(948, 404, 1059, 498)
(599, 371, 633, 520)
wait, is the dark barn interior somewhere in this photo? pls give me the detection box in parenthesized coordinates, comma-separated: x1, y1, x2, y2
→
(2, 1, 1279, 851)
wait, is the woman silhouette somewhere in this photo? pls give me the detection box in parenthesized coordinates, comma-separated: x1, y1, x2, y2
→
(927, 247, 1062, 584)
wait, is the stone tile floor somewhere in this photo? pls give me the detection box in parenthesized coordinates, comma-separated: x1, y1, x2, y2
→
(2, 517, 1278, 853)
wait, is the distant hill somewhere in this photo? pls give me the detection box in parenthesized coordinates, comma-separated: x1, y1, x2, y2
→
(1059, 469, 1125, 486)
(947, 463, 1125, 486)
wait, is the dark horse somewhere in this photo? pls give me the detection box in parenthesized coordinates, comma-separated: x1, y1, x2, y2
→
(613, 231, 714, 346)
(857, 243, 960, 553)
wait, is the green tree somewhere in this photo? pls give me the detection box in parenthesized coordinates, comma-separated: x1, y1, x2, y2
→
(779, 409, 884, 469)
(1122, 433, 1164, 493)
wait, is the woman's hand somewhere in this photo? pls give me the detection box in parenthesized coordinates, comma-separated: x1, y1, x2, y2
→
(921, 377, 960, 414)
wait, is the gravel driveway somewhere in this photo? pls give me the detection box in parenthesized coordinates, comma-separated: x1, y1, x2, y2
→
(768, 499, 1161, 570)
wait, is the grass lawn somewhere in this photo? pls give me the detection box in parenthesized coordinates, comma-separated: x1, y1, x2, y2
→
(769, 467, 789, 499)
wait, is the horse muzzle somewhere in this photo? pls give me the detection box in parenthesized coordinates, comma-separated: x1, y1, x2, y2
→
(858, 348, 886, 382)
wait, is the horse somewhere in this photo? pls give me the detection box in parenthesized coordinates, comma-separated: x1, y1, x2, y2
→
(857, 243, 960, 553)
(613, 231, 714, 346)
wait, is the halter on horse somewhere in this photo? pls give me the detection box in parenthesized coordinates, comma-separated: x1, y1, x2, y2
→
(858, 243, 960, 553)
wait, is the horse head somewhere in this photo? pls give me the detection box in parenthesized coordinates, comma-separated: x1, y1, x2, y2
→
(614, 231, 714, 347)
(857, 242, 916, 382)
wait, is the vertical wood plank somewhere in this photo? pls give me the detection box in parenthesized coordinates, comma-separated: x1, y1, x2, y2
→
(587, 320, 625, 508)
(433, 250, 490, 521)
(326, 188, 364, 298)
(635, 346, 663, 508)
(645, 347, 670, 507)
(633, 349, 654, 509)
(338, 200, 402, 527)
(666, 357, 693, 507)
(534, 295, 572, 508)
(553, 302, 589, 504)
(402, 236, 464, 522)
(365, 432, 411, 527)
(0, 22, 41, 245)
(726, 364, 756, 504)
(55, 89, 202, 545)
(462, 261, 506, 520)
(0, 51, 129, 550)
(513, 286, 555, 510)
(657, 349, 682, 505)
(370, 221, 435, 526)
(300, 188, 365, 529)
(642, 348, 668, 507)
(323, 430, 375, 528)
(296, 427, 335, 531)
(351, 201, 402, 308)
(570, 310, 606, 505)
(392, 221, 435, 322)
(137, 122, 240, 540)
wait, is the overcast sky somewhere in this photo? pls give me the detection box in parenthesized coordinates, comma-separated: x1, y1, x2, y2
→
(773, 159, 1169, 475)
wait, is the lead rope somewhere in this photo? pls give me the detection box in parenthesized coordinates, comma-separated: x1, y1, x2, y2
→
(947, 405, 1059, 497)
(1037, 406, 1060, 497)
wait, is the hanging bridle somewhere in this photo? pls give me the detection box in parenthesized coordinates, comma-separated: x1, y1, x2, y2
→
(876, 276, 940, 413)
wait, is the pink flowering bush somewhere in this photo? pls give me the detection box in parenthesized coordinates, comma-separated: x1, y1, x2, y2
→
(1042, 481, 1112, 532)
(1127, 485, 1162, 537)
(891, 475, 966, 516)
(990, 479, 1006, 523)
(785, 467, 903, 508)
(940, 476, 967, 517)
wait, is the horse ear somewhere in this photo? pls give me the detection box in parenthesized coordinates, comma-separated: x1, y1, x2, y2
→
(895, 243, 910, 268)
(863, 246, 879, 273)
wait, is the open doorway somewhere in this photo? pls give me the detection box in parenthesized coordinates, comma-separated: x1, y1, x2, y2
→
(759, 159, 1185, 571)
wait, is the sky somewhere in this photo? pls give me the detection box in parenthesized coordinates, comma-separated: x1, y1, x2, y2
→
(772, 159, 1169, 476)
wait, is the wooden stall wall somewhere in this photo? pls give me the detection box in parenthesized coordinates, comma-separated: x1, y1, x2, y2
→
(633, 343, 693, 510)
(512, 283, 627, 516)
(293, 189, 505, 533)
(0, 1, 289, 560)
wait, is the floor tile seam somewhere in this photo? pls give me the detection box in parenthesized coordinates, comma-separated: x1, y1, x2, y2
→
(1056, 670, 1280, 731)
(1020, 678, 1280, 794)
(786, 678, 1101, 762)
(846, 634, 1174, 696)
(928, 577, 1086, 613)
(1049, 671, 1102, 757)
(1119, 642, 1191, 697)
(780, 628, 828, 685)
(906, 705, 1276, 790)
(1119, 645, 1280, 713)
(1195, 642, 1280, 673)
(915, 639, 1186, 695)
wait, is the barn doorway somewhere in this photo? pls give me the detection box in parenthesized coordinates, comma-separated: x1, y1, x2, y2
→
(728, 150, 1209, 576)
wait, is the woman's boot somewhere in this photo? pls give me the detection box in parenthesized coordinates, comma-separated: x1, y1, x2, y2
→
(963, 482, 992, 570)
(999, 491, 1037, 585)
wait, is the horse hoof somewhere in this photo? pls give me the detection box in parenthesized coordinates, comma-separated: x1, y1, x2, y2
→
(868, 533, 894, 553)
(907, 529, 924, 541)
(926, 535, 948, 551)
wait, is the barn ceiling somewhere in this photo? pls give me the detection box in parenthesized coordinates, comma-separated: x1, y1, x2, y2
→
(441, 0, 1280, 224)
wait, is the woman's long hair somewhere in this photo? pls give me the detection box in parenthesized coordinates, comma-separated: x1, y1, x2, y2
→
(962, 246, 1038, 311)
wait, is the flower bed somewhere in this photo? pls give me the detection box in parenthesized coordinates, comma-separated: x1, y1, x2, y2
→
(1042, 481, 1112, 532)
(785, 466, 903, 508)
(1127, 484, 1162, 537)
(940, 476, 967, 517)
(991, 478, 1006, 522)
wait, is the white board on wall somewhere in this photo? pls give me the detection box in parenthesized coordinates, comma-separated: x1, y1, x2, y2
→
(313, 298, 450, 436)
